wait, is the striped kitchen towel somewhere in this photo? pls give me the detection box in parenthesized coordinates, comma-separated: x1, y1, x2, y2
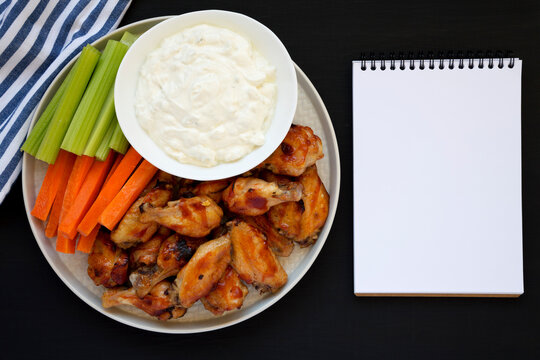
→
(0, 0, 131, 204)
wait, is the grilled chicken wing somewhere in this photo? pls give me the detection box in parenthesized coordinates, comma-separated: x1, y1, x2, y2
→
(296, 165, 329, 246)
(243, 215, 294, 257)
(268, 165, 329, 246)
(192, 179, 231, 203)
(87, 232, 129, 288)
(222, 177, 302, 216)
(129, 227, 170, 269)
(201, 266, 248, 315)
(173, 235, 231, 308)
(228, 220, 288, 293)
(111, 172, 174, 249)
(259, 124, 323, 177)
(130, 234, 206, 298)
(267, 202, 303, 240)
(139, 196, 223, 237)
(102, 280, 186, 320)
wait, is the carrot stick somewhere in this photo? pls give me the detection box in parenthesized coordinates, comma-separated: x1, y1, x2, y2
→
(31, 150, 73, 221)
(78, 147, 141, 236)
(45, 152, 76, 237)
(59, 151, 115, 239)
(76, 226, 99, 253)
(56, 231, 78, 254)
(99, 160, 158, 230)
(60, 155, 95, 224)
(104, 152, 123, 186)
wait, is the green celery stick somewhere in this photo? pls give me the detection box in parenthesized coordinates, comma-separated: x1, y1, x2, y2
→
(83, 87, 115, 157)
(35, 45, 101, 164)
(83, 32, 138, 157)
(95, 120, 115, 161)
(21, 61, 76, 156)
(120, 31, 139, 47)
(61, 40, 129, 155)
(108, 117, 129, 154)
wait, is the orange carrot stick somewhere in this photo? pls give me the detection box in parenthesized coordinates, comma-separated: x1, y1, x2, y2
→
(76, 226, 100, 253)
(99, 160, 158, 230)
(104, 152, 123, 186)
(56, 231, 78, 254)
(60, 155, 95, 223)
(59, 151, 115, 239)
(45, 152, 76, 237)
(78, 147, 141, 236)
(31, 150, 73, 221)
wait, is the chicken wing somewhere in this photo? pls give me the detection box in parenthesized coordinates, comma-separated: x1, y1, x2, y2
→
(296, 165, 329, 246)
(130, 234, 206, 298)
(173, 234, 231, 308)
(228, 219, 288, 293)
(87, 232, 129, 288)
(129, 227, 170, 269)
(267, 202, 303, 240)
(201, 266, 248, 315)
(111, 172, 174, 249)
(192, 179, 231, 203)
(222, 177, 302, 216)
(139, 195, 223, 238)
(267, 165, 329, 246)
(243, 215, 294, 257)
(258, 124, 323, 177)
(102, 280, 186, 320)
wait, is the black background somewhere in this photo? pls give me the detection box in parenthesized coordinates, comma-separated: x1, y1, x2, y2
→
(2, 1, 539, 358)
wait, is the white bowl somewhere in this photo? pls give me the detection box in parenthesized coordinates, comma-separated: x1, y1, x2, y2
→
(115, 10, 298, 180)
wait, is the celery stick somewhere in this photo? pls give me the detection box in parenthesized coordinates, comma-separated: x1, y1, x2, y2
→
(108, 117, 129, 154)
(21, 61, 76, 156)
(83, 33, 138, 157)
(35, 45, 101, 164)
(120, 31, 139, 47)
(95, 120, 115, 161)
(83, 86, 115, 157)
(61, 40, 129, 155)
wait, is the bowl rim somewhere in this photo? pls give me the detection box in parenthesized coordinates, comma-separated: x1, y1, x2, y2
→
(22, 15, 341, 334)
(114, 10, 298, 181)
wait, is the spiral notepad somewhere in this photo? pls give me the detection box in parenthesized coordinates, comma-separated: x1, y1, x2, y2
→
(353, 55, 523, 297)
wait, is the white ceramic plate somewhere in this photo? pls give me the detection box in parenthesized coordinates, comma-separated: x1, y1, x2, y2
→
(115, 11, 298, 181)
(22, 16, 340, 333)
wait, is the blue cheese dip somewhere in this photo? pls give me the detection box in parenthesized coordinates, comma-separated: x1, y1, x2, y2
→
(135, 24, 277, 167)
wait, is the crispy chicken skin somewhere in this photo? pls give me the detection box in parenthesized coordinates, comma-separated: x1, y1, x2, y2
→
(139, 195, 223, 238)
(228, 220, 288, 293)
(130, 234, 206, 298)
(243, 215, 294, 257)
(259, 124, 323, 177)
(192, 179, 231, 204)
(111, 172, 174, 249)
(102, 280, 186, 320)
(222, 177, 303, 216)
(87, 232, 128, 288)
(267, 165, 329, 246)
(174, 235, 232, 308)
(201, 266, 248, 315)
(129, 227, 170, 269)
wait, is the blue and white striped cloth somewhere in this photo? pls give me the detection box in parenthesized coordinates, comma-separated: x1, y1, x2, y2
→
(0, 0, 131, 204)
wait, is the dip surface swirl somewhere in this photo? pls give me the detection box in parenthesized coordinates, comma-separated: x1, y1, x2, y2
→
(135, 24, 277, 167)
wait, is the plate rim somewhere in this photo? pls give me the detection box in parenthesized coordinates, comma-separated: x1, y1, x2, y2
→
(22, 15, 341, 334)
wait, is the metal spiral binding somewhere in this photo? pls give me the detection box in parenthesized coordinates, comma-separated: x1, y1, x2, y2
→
(358, 51, 515, 71)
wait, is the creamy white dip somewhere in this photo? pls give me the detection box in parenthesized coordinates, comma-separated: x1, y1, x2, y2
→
(135, 24, 277, 167)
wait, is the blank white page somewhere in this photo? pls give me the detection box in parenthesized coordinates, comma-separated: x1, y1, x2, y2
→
(353, 59, 523, 296)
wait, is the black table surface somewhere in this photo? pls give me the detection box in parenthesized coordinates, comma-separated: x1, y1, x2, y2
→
(2, 1, 539, 358)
